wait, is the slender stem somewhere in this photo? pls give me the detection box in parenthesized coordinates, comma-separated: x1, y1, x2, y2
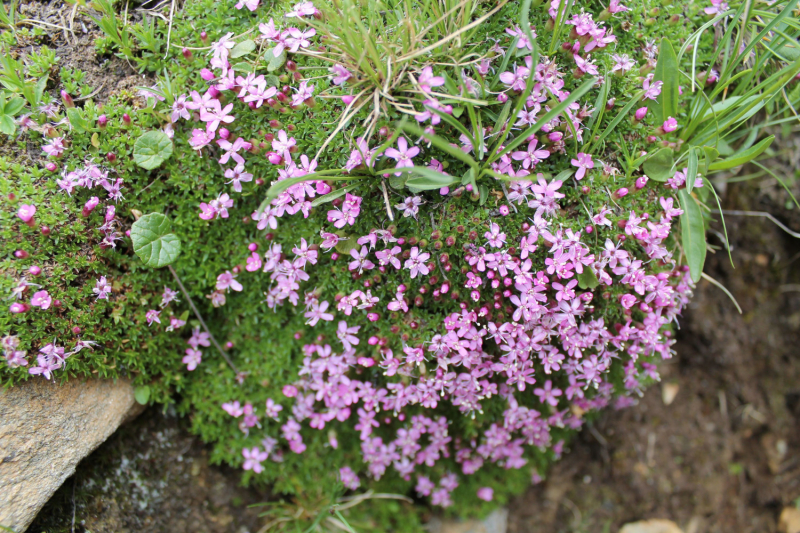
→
(168, 265, 239, 374)
(381, 180, 395, 221)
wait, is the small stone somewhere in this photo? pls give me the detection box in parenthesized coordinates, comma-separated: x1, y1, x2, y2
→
(662, 382, 680, 406)
(779, 507, 800, 533)
(432, 508, 508, 533)
(619, 519, 683, 533)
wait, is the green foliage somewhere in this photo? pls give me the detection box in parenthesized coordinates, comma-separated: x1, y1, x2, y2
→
(131, 213, 182, 268)
(59, 67, 93, 98)
(133, 130, 173, 169)
(0, 92, 25, 135)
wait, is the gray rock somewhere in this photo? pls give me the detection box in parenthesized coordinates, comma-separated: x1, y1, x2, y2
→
(0, 377, 142, 532)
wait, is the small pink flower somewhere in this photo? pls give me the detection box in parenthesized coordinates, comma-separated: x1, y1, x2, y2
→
(17, 204, 36, 223)
(145, 309, 161, 325)
(30, 290, 52, 310)
(662, 117, 678, 132)
(634, 107, 648, 121)
(620, 293, 637, 309)
(570, 152, 594, 180)
(477, 487, 494, 501)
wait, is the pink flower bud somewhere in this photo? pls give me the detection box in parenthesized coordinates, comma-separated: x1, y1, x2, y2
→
(441, 282, 450, 294)
(60, 90, 74, 108)
(225, 341, 234, 349)
(82, 196, 100, 217)
(315, 181, 331, 195)
(548, 131, 563, 142)
(208, 86, 220, 98)
(331, 252, 339, 260)
(72, 326, 81, 334)
(397, 284, 407, 292)
(497, 92, 509, 103)
(615, 187, 629, 199)
(585, 225, 593, 234)
(499, 205, 510, 216)
(634, 107, 648, 121)
(200, 68, 215, 81)
(368, 336, 379, 345)
(477, 487, 494, 502)
(45, 162, 57, 172)
(248, 242, 259, 252)
(219, 128, 230, 140)
(182, 47, 193, 59)
(662, 116, 678, 132)
(105, 205, 116, 222)
(200, 30, 208, 43)
(267, 152, 283, 165)
(122, 113, 131, 125)
(97, 115, 108, 128)
(10, 302, 30, 314)
(439, 186, 450, 195)
(106, 152, 116, 163)
(282, 385, 298, 397)
(367, 313, 379, 322)
(635, 175, 649, 190)
(28, 265, 41, 276)
(40, 226, 51, 236)
(17, 204, 36, 225)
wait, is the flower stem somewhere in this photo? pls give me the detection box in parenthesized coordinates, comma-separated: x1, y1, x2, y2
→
(168, 265, 239, 374)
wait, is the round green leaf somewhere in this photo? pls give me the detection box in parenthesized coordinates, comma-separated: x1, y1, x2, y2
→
(131, 213, 182, 268)
(134, 385, 151, 405)
(133, 131, 174, 170)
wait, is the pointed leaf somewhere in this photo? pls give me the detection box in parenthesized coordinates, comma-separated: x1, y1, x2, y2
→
(649, 38, 679, 123)
(131, 212, 182, 268)
(707, 135, 774, 170)
(133, 131, 173, 170)
(66, 107, 88, 133)
(686, 148, 699, 194)
(230, 39, 256, 59)
(678, 189, 706, 283)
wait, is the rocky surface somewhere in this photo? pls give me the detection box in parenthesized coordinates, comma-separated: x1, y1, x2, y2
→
(0, 377, 141, 532)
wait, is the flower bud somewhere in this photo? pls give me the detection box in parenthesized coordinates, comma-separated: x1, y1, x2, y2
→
(106, 205, 116, 222)
(122, 113, 131, 125)
(200, 68, 215, 81)
(219, 127, 230, 140)
(60, 90, 74, 108)
(45, 162, 58, 172)
(72, 326, 81, 334)
(634, 107, 648, 121)
(614, 187, 629, 199)
(267, 152, 283, 165)
(286, 60, 297, 72)
(10, 302, 30, 314)
(662, 116, 678, 133)
(497, 93, 509, 103)
(97, 115, 108, 128)
(200, 30, 208, 43)
(585, 225, 594, 234)
(182, 47, 193, 59)
(635, 175, 649, 190)
(17, 204, 36, 226)
(29, 265, 41, 275)
(341, 94, 355, 105)
(40, 226, 51, 236)
(367, 313, 379, 322)
(106, 152, 116, 163)
(248, 242, 259, 252)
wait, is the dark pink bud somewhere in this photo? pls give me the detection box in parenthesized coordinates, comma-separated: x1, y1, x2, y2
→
(105, 205, 116, 222)
(122, 113, 131, 125)
(182, 47, 193, 59)
(635, 176, 649, 190)
(269, 119, 282, 128)
(367, 313, 379, 322)
(585, 225, 594, 234)
(219, 128, 230, 140)
(331, 252, 339, 261)
(10, 302, 30, 314)
(28, 265, 41, 276)
(497, 93, 509, 103)
(208, 86, 220, 98)
(125, 230, 131, 237)
(14, 250, 29, 259)
(106, 152, 116, 163)
(286, 60, 297, 72)
(341, 94, 355, 105)
(200, 30, 208, 43)
(200, 68, 215, 81)
(72, 326, 81, 334)
(40, 225, 51, 236)
(225, 341, 234, 349)
(97, 115, 107, 128)
(53, 299, 62, 308)
(614, 187, 629, 199)
(634, 107, 648, 121)
(248, 242, 259, 252)
(45, 162, 57, 172)
(267, 152, 283, 165)
(61, 90, 74, 108)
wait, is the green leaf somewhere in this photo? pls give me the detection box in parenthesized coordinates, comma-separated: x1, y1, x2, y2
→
(478, 184, 489, 205)
(707, 135, 774, 170)
(649, 38, 679, 123)
(399, 122, 478, 170)
(678, 189, 706, 283)
(134, 385, 151, 405)
(334, 232, 359, 255)
(133, 130, 173, 170)
(702, 146, 719, 175)
(402, 167, 459, 191)
(577, 268, 599, 290)
(686, 148, 699, 194)
(230, 39, 256, 58)
(0, 115, 15, 135)
(130, 213, 182, 268)
(66, 107, 88, 133)
(267, 48, 287, 72)
(642, 147, 674, 182)
(5, 96, 24, 116)
(310, 185, 358, 207)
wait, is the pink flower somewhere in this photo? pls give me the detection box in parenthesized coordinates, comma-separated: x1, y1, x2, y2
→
(199, 100, 235, 132)
(512, 139, 550, 169)
(620, 293, 637, 309)
(608, 0, 628, 13)
(404, 247, 430, 278)
(418, 66, 445, 92)
(223, 401, 244, 417)
(635, 107, 648, 121)
(217, 271, 243, 292)
(662, 117, 678, 132)
(611, 53, 634, 73)
(183, 347, 202, 370)
(384, 137, 420, 173)
(145, 309, 161, 325)
(339, 466, 361, 490)
(42, 137, 65, 157)
(570, 152, 594, 180)
(234, 0, 259, 10)
(642, 74, 663, 101)
(477, 487, 494, 501)
(330, 64, 352, 85)
(242, 447, 268, 473)
(17, 204, 36, 223)
(93, 277, 112, 300)
(265, 398, 283, 420)
(304, 300, 333, 326)
(285, 1, 317, 18)
(30, 290, 52, 310)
